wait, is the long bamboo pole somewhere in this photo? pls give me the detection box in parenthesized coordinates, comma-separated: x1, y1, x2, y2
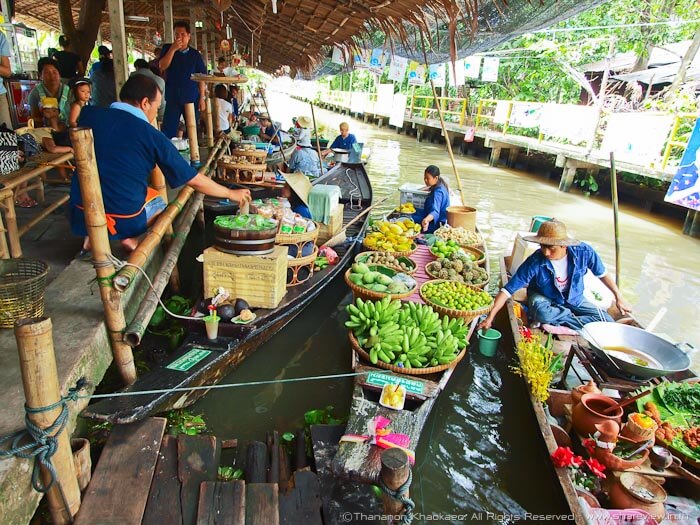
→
(419, 36, 466, 207)
(70, 127, 136, 384)
(184, 102, 201, 164)
(310, 102, 324, 174)
(251, 85, 287, 163)
(609, 152, 621, 287)
(123, 192, 204, 347)
(15, 318, 81, 525)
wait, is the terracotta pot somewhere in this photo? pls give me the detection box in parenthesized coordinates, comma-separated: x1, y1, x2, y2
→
(572, 393, 623, 437)
(595, 447, 650, 471)
(71, 438, 92, 492)
(609, 472, 666, 521)
(571, 380, 601, 407)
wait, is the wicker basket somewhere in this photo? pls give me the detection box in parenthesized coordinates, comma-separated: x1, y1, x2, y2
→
(428, 245, 485, 265)
(0, 259, 49, 328)
(276, 223, 319, 246)
(344, 267, 416, 301)
(361, 240, 417, 257)
(348, 331, 466, 375)
(620, 417, 658, 443)
(354, 252, 417, 275)
(287, 246, 318, 286)
(419, 280, 494, 321)
(424, 262, 489, 289)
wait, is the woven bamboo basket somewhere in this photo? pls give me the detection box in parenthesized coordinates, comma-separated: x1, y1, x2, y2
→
(0, 259, 49, 328)
(428, 245, 485, 265)
(276, 222, 319, 246)
(419, 280, 494, 321)
(287, 246, 318, 286)
(344, 267, 416, 301)
(361, 240, 417, 257)
(348, 331, 466, 375)
(354, 252, 417, 275)
(424, 262, 490, 290)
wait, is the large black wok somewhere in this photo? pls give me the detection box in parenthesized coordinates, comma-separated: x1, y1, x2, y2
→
(580, 322, 691, 379)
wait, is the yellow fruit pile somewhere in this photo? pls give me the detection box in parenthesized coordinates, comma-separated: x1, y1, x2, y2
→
(381, 384, 405, 409)
(364, 220, 419, 252)
(396, 202, 416, 214)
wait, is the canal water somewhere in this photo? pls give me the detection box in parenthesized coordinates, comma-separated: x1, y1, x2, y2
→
(192, 92, 700, 523)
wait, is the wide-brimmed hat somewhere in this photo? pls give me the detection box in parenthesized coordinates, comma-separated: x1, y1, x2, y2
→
(523, 219, 580, 246)
(282, 172, 312, 206)
(296, 115, 312, 128)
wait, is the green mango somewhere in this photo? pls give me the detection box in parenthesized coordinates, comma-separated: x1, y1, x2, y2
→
(349, 273, 364, 286)
(362, 271, 377, 285)
(376, 274, 393, 286)
(352, 262, 370, 274)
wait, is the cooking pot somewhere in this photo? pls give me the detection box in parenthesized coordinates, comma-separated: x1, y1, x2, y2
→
(331, 148, 349, 162)
(580, 321, 691, 379)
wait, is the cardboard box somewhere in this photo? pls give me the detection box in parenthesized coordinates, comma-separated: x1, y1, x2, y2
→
(203, 245, 288, 309)
(399, 183, 430, 211)
(317, 204, 344, 244)
(509, 231, 540, 274)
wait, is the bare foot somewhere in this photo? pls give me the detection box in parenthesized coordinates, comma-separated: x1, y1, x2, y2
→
(120, 238, 138, 252)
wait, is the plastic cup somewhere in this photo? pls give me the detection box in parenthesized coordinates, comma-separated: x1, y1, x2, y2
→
(529, 215, 553, 233)
(204, 316, 220, 340)
(477, 328, 501, 357)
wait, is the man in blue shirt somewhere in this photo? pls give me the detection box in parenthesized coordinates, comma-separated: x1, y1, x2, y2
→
(70, 75, 250, 255)
(287, 136, 323, 177)
(158, 21, 207, 140)
(479, 220, 631, 331)
(260, 116, 280, 145)
(322, 121, 356, 156)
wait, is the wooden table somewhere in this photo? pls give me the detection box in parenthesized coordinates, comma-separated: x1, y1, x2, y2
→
(0, 151, 74, 258)
(190, 74, 248, 148)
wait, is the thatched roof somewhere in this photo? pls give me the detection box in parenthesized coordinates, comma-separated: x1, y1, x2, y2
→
(13, 0, 604, 74)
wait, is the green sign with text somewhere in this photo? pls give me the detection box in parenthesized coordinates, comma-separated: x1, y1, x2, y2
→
(166, 348, 212, 372)
(366, 372, 424, 394)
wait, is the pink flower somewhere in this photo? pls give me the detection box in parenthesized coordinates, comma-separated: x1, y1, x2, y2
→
(571, 455, 584, 467)
(584, 458, 606, 479)
(582, 438, 596, 456)
(551, 447, 576, 468)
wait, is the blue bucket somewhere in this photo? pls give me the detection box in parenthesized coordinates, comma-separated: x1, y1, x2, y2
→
(530, 215, 552, 233)
(348, 142, 364, 163)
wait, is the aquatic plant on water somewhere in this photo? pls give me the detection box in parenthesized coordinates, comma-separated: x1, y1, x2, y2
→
(511, 327, 563, 403)
(551, 446, 606, 492)
(166, 409, 207, 436)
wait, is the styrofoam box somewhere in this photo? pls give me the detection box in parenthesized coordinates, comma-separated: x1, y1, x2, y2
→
(509, 231, 540, 274)
(399, 183, 429, 211)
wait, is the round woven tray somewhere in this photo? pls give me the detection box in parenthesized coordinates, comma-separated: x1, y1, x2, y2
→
(419, 280, 494, 321)
(276, 222, 319, 245)
(424, 262, 489, 290)
(361, 240, 417, 257)
(354, 252, 417, 275)
(344, 268, 415, 301)
(348, 331, 466, 375)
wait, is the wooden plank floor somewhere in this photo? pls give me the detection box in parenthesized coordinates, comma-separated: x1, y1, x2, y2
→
(245, 483, 279, 525)
(197, 481, 245, 525)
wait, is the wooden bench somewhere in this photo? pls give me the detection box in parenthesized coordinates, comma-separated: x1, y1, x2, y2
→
(0, 151, 74, 258)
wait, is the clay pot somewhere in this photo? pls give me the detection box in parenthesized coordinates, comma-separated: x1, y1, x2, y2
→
(572, 393, 624, 437)
(609, 472, 667, 521)
(594, 420, 620, 444)
(571, 380, 601, 407)
(595, 447, 650, 471)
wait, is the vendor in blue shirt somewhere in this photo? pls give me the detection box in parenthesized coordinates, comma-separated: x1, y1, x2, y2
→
(411, 165, 449, 233)
(287, 136, 323, 177)
(478, 220, 632, 331)
(322, 121, 356, 156)
(70, 75, 250, 257)
(260, 116, 281, 145)
(280, 172, 312, 219)
(158, 21, 207, 141)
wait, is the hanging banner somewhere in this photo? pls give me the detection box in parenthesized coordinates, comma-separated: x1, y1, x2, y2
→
(509, 103, 543, 129)
(376, 84, 394, 117)
(428, 63, 446, 88)
(388, 55, 408, 82)
(481, 57, 499, 82)
(602, 113, 673, 165)
(539, 104, 597, 145)
(665, 118, 700, 210)
(331, 47, 344, 65)
(448, 59, 466, 87)
(368, 48, 388, 75)
(353, 49, 370, 69)
(407, 61, 426, 86)
(464, 56, 481, 79)
(389, 93, 408, 128)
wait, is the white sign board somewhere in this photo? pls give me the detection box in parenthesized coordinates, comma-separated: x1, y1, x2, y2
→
(509, 103, 542, 129)
(601, 113, 673, 164)
(464, 56, 481, 79)
(428, 63, 446, 88)
(494, 101, 510, 125)
(350, 92, 367, 114)
(539, 104, 597, 145)
(331, 47, 344, 65)
(388, 55, 408, 82)
(481, 57, 499, 82)
(389, 93, 408, 128)
(376, 84, 394, 117)
(448, 59, 465, 87)
(407, 61, 426, 86)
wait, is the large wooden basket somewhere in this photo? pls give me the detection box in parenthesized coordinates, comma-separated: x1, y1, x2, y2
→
(344, 268, 415, 301)
(428, 245, 485, 266)
(419, 280, 494, 321)
(348, 331, 466, 375)
(424, 261, 489, 290)
(354, 252, 417, 275)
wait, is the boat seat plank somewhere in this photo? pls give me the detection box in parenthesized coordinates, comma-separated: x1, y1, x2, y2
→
(178, 435, 222, 525)
(245, 483, 279, 525)
(196, 481, 245, 525)
(74, 417, 167, 525)
(278, 471, 323, 525)
(355, 364, 441, 400)
(143, 435, 183, 525)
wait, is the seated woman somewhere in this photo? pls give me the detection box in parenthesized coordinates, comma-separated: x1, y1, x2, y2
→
(28, 58, 71, 125)
(286, 136, 323, 177)
(411, 165, 449, 233)
(259, 116, 280, 145)
(280, 172, 312, 219)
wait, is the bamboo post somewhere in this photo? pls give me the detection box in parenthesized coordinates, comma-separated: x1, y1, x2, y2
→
(14, 318, 81, 524)
(204, 96, 214, 147)
(184, 102, 201, 165)
(380, 448, 410, 520)
(211, 96, 220, 136)
(588, 38, 616, 154)
(310, 102, 324, 174)
(70, 127, 136, 384)
(609, 152, 621, 287)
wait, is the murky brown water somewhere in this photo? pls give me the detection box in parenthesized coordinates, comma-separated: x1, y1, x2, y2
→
(192, 92, 699, 523)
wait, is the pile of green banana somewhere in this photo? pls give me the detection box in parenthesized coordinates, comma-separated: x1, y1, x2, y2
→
(345, 296, 469, 368)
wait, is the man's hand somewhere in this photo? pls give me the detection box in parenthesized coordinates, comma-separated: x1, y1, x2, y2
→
(616, 296, 633, 316)
(421, 216, 431, 232)
(230, 188, 251, 204)
(477, 315, 494, 332)
(172, 38, 187, 52)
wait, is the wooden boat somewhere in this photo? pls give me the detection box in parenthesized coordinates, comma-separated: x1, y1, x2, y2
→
(265, 137, 297, 168)
(83, 162, 373, 424)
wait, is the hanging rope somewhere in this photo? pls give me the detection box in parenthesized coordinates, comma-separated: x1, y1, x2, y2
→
(379, 468, 415, 524)
(0, 379, 87, 493)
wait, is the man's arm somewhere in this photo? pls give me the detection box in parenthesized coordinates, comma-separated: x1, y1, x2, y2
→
(0, 56, 11, 78)
(478, 290, 510, 331)
(599, 274, 632, 315)
(198, 81, 206, 111)
(187, 172, 251, 204)
(158, 44, 179, 72)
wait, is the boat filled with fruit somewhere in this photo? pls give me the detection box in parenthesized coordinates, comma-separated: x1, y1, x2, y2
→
(499, 238, 700, 524)
(84, 162, 374, 424)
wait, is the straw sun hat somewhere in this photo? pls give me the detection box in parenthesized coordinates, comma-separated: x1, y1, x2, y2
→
(523, 219, 580, 246)
(282, 172, 312, 206)
(296, 115, 312, 128)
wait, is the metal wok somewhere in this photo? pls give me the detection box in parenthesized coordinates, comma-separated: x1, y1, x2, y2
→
(580, 322, 691, 379)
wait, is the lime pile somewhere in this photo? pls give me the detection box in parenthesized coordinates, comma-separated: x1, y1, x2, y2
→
(430, 239, 462, 258)
(422, 281, 493, 311)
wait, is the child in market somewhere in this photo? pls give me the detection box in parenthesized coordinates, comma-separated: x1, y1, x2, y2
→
(67, 77, 91, 128)
(214, 84, 233, 135)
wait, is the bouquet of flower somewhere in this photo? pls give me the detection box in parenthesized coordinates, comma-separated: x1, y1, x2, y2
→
(511, 327, 564, 403)
(551, 446, 606, 492)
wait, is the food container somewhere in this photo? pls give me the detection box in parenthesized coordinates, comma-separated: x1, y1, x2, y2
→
(331, 148, 349, 162)
(571, 393, 623, 437)
(609, 472, 667, 521)
(620, 413, 658, 443)
(213, 214, 279, 255)
(379, 384, 406, 411)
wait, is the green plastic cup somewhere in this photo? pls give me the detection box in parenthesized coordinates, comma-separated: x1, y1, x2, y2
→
(477, 328, 501, 357)
(530, 215, 553, 233)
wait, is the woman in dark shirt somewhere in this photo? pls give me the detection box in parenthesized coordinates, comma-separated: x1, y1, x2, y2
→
(53, 35, 84, 82)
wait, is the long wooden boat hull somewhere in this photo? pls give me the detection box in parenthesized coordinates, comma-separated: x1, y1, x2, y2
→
(83, 163, 373, 424)
(266, 138, 296, 167)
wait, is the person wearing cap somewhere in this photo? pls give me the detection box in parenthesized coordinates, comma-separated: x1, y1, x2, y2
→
(158, 21, 207, 139)
(286, 135, 322, 177)
(28, 58, 71, 124)
(292, 115, 312, 146)
(280, 172, 312, 219)
(68, 77, 91, 127)
(89, 45, 112, 77)
(479, 219, 632, 332)
(53, 35, 84, 82)
(323, 122, 357, 156)
(69, 75, 251, 255)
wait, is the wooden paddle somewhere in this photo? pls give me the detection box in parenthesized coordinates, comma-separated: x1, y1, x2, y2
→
(323, 195, 390, 247)
(602, 387, 653, 415)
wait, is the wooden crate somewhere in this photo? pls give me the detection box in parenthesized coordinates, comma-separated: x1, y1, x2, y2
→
(203, 245, 288, 309)
(316, 204, 344, 244)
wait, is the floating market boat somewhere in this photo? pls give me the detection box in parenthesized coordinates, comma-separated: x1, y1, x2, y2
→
(83, 162, 373, 424)
(265, 136, 297, 168)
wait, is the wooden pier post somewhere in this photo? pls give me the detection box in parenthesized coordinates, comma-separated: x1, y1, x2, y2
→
(14, 318, 81, 525)
(184, 103, 201, 165)
(683, 209, 700, 238)
(70, 128, 136, 385)
(380, 448, 410, 521)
